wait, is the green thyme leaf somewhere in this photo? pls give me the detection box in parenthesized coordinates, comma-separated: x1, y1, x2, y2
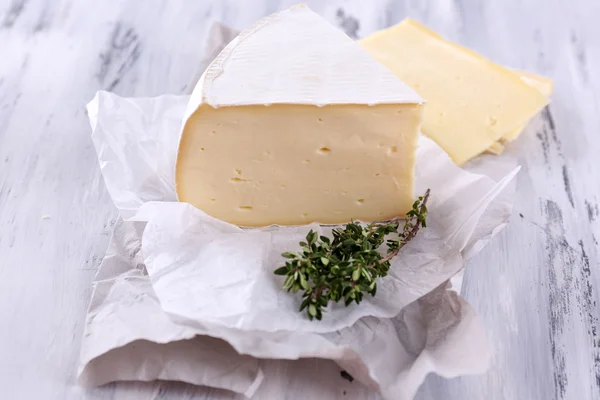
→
(299, 273, 308, 290)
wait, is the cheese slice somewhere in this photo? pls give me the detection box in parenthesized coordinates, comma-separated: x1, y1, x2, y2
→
(487, 70, 554, 154)
(487, 141, 505, 155)
(176, 5, 424, 227)
(360, 19, 549, 165)
(502, 70, 554, 142)
(516, 70, 554, 98)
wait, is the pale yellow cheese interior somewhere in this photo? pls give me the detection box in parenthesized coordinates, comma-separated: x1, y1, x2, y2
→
(486, 141, 505, 155)
(516, 69, 554, 98)
(503, 70, 554, 142)
(486, 70, 554, 154)
(176, 104, 423, 226)
(360, 19, 549, 165)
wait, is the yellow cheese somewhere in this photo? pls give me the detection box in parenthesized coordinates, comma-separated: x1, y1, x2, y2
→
(487, 70, 554, 153)
(487, 141, 505, 155)
(515, 70, 554, 98)
(360, 19, 549, 165)
(177, 104, 423, 226)
(501, 70, 554, 142)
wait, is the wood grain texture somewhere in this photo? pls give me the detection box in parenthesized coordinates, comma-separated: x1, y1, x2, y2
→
(1, 0, 599, 399)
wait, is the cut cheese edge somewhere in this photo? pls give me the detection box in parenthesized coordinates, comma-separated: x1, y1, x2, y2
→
(177, 5, 424, 227)
(178, 104, 423, 226)
(502, 69, 554, 142)
(515, 69, 554, 98)
(360, 19, 549, 165)
(487, 141, 505, 155)
(488, 70, 554, 153)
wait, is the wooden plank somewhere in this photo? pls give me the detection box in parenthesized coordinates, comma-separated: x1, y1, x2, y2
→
(0, 0, 598, 399)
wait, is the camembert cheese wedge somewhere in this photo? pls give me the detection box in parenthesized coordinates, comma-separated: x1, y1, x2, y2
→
(176, 5, 424, 227)
(360, 19, 549, 165)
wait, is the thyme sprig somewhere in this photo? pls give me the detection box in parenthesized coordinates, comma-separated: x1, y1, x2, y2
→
(274, 189, 430, 320)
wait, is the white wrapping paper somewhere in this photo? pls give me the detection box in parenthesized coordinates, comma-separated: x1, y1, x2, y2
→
(79, 22, 520, 400)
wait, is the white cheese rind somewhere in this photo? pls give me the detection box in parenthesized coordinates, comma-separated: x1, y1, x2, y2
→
(186, 4, 422, 116)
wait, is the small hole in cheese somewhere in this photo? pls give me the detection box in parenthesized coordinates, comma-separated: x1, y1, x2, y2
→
(210, 198, 216, 202)
(211, 130, 216, 134)
(374, 173, 380, 177)
(200, 147, 205, 151)
(489, 116, 498, 126)
(239, 206, 253, 210)
(318, 117, 324, 122)
(388, 146, 397, 154)
(303, 159, 311, 163)
(303, 212, 308, 217)
(235, 169, 242, 175)
(357, 199, 365, 204)
(230, 177, 247, 182)
(318, 147, 331, 154)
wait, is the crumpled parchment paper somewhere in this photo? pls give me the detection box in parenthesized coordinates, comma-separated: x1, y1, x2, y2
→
(78, 22, 519, 400)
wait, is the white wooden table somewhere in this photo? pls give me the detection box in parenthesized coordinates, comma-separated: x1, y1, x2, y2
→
(1, 0, 599, 399)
